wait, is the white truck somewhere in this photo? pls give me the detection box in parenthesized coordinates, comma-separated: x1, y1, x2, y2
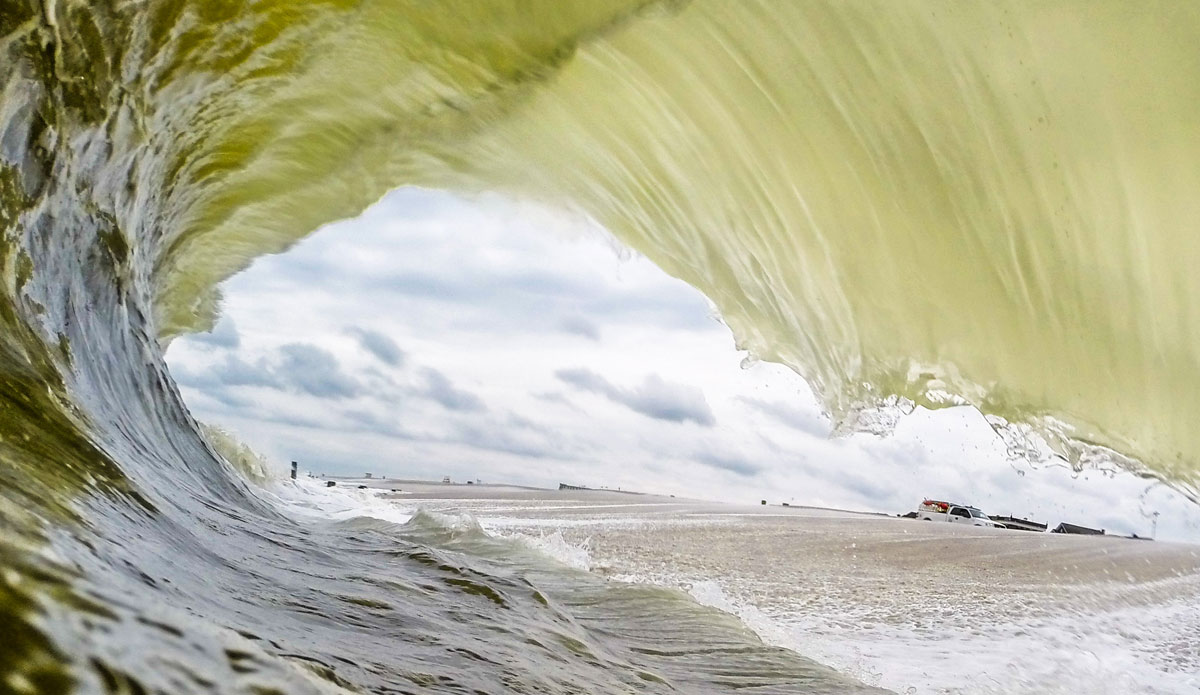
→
(916, 499, 1007, 528)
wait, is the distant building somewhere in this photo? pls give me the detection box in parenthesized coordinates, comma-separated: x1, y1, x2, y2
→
(991, 515, 1047, 532)
(1050, 522, 1105, 535)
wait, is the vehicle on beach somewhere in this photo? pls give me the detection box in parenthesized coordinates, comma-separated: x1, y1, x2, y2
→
(916, 500, 1007, 528)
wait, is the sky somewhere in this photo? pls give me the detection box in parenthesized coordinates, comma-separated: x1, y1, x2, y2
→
(166, 188, 1200, 542)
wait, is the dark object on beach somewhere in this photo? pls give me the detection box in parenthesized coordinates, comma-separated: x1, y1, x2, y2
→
(291, 461, 298, 480)
(899, 511, 918, 519)
(991, 515, 1047, 532)
(781, 502, 790, 507)
(1051, 522, 1104, 535)
(466, 480, 474, 485)
(326, 481, 336, 487)
(357, 485, 367, 489)
(761, 500, 766, 505)
(559, 483, 590, 491)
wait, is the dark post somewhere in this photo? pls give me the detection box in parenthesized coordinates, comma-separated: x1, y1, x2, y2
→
(291, 461, 298, 480)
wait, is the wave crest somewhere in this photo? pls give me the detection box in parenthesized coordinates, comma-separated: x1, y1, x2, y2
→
(5, 0, 1200, 511)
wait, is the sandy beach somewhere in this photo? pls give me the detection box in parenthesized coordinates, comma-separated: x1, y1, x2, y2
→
(304, 477, 1200, 693)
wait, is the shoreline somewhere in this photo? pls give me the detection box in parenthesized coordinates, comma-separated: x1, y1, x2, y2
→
(282, 474, 1200, 693)
(312, 474, 895, 519)
(306, 475, 1171, 535)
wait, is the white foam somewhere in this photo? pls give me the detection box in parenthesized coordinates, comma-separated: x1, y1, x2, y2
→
(264, 481, 599, 572)
(498, 529, 594, 572)
(680, 579, 1200, 695)
(260, 482, 1200, 694)
(261, 479, 415, 526)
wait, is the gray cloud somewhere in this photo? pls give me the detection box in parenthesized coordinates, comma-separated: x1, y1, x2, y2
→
(694, 450, 763, 477)
(554, 367, 612, 394)
(837, 470, 900, 505)
(533, 390, 585, 414)
(555, 368, 715, 427)
(559, 315, 601, 341)
(219, 355, 280, 388)
(190, 316, 240, 350)
(173, 354, 279, 389)
(296, 267, 594, 310)
(349, 328, 405, 366)
(450, 419, 558, 460)
(738, 396, 828, 437)
(257, 409, 332, 431)
(340, 409, 415, 439)
(180, 383, 255, 410)
(277, 343, 360, 399)
(419, 367, 486, 412)
(176, 344, 360, 401)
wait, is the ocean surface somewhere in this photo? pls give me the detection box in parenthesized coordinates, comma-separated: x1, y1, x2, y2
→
(278, 480, 1200, 694)
(3, 1, 1200, 693)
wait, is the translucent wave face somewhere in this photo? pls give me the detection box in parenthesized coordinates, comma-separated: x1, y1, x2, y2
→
(129, 0, 1200, 492)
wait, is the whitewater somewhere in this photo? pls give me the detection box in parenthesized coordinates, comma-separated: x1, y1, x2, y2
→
(2, 0, 1200, 693)
(275, 479, 1200, 694)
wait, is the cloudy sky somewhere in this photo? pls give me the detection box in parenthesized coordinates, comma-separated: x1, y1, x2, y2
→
(166, 188, 1200, 541)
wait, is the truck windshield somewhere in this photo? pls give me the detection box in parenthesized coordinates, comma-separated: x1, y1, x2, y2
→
(969, 508, 987, 518)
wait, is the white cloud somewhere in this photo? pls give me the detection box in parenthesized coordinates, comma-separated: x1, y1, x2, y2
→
(555, 367, 715, 427)
(277, 343, 361, 399)
(166, 188, 1200, 542)
(348, 328, 405, 366)
(188, 315, 240, 349)
(418, 367, 487, 413)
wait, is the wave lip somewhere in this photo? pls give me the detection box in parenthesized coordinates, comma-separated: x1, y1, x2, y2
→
(143, 0, 1200, 492)
(8, 0, 1200, 491)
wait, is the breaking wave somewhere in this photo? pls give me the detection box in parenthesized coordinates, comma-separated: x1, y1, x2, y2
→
(1, 0, 1198, 691)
